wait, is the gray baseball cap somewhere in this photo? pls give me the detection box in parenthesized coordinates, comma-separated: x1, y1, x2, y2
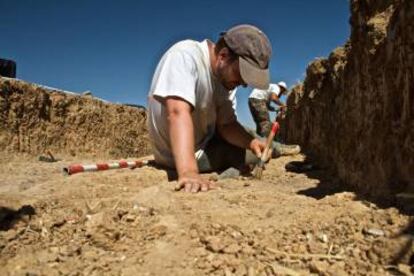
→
(221, 24, 272, 89)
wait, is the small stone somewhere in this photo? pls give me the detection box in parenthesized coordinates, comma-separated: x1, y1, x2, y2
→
(124, 214, 136, 222)
(211, 223, 222, 230)
(206, 253, 215, 262)
(205, 236, 225, 253)
(210, 258, 223, 269)
(397, 264, 412, 275)
(149, 225, 168, 238)
(83, 249, 99, 261)
(224, 243, 241, 254)
(253, 228, 263, 234)
(317, 233, 329, 243)
(192, 247, 208, 257)
(37, 250, 58, 263)
(351, 247, 361, 258)
(196, 259, 208, 269)
(230, 231, 243, 240)
(265, 209, 274, 218)
(309, 260, 329, 274)
(189, 229, 198, 239)
(363, 228, 385, 237)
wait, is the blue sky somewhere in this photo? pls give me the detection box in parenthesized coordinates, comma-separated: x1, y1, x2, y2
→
(1, 0, 350, 127)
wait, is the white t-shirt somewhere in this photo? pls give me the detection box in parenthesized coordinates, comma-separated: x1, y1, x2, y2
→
(249, 83, 281, 100)
(147, 39, 237, 167)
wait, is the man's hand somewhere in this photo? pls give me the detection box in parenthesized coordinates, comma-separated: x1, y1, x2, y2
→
(174, 171, 215, 193)
(249, 138, 266, 159)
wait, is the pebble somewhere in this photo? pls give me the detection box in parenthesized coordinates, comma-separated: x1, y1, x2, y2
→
(211, 223, 222, 230)
(224, 243, 241, 254)
(210, 258, 223, 269)
(205, 236, 225, 253)
(231, 231, 243, 240)
(363, 228, 385, 237)
(124, 214, 136, 222)
(309, 260, 329, 274)
(318, 233, 329, 243)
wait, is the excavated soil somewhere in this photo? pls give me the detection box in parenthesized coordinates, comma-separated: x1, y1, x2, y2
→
(1, 153, 412, 276)
(0, 77, 151, 159)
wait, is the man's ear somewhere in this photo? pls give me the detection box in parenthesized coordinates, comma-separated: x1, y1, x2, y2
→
(218, 47, 231, 61)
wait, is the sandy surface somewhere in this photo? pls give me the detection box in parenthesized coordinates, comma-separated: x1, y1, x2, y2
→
(0, 153, 412, 275)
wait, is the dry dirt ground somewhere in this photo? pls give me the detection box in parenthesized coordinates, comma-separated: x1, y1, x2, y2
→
(0, 153, 413, 276)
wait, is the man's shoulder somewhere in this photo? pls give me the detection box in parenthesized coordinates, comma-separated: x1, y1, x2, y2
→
(168, 39, 205, 55)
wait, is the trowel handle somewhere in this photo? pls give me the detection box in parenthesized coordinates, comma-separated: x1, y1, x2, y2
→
(260, 122, 280, 162)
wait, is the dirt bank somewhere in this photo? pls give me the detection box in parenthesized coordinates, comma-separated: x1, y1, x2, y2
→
(283, 0, 414, 197)
(0, 77, 151, 159)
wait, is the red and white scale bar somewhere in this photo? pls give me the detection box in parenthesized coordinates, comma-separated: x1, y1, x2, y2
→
(63, 160, 149, 175)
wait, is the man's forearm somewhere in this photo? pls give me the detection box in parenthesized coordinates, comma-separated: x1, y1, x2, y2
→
(270, 93, 285, 107)
(167, 104, 198, 177)
(273, 99, 285, 106)
(217, 121, 254, 149)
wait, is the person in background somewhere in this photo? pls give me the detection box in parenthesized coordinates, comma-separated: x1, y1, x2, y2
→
(248, 81, 288, 137)
(248, 81, 301, 156)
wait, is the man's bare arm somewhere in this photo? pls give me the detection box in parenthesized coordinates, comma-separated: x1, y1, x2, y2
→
(217, 120, 265, 158)
(270, 92, 285, 107)
(165, 97, 213, 192)
(165, 97, 198, 177)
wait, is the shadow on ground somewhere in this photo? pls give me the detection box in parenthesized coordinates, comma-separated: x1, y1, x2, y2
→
(286, 159, 350, 200)
(0, 205, 35, 231)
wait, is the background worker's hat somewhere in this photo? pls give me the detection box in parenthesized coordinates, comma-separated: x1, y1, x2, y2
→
(220, 24, 272, 90)
(277, 81, 287, 90)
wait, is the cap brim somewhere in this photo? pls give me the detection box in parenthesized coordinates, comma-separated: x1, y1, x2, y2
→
(239, 57, 269, 90)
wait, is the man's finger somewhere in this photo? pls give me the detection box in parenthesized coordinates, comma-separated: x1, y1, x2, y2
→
(184, 181, 192, 193)
(201, 182, 209, 192)
(191, 182, 200, 193)
(174, 181, 184, 191)
(254, 147, 262, 158)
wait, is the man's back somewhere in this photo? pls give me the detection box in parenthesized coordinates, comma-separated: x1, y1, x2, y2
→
(249, 83, 281, 101)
